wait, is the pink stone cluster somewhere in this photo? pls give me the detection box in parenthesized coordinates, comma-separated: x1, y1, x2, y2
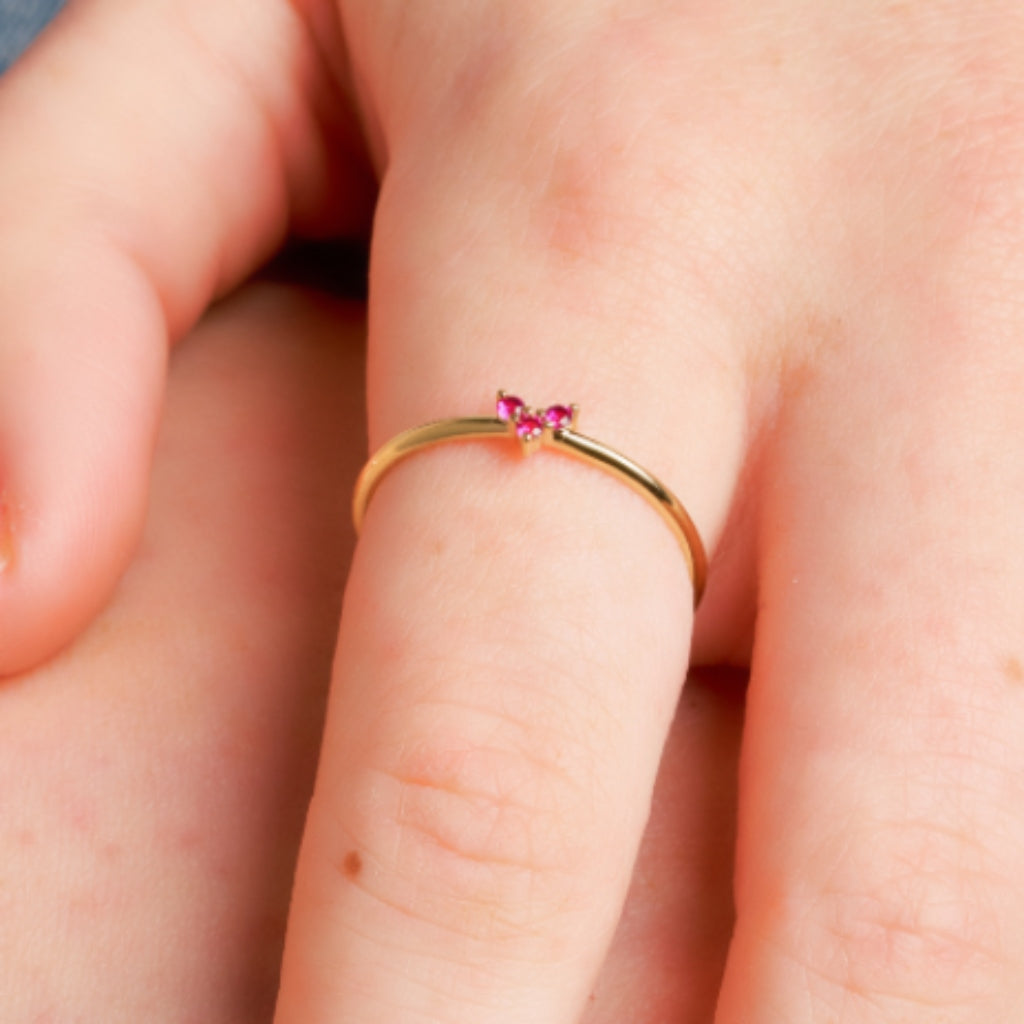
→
(496, 393, 575, 442)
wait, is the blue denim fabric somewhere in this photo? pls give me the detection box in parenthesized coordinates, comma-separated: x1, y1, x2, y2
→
(0, 0, 64, 74)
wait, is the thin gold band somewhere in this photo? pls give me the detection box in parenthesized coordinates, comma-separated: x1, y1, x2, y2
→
(352, 393, 708, 606)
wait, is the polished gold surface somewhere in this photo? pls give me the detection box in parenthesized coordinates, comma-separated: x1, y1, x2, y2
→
(353, 404, 708, 607)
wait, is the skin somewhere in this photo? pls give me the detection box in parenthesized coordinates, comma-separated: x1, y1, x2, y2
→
(0, 284, 364, 1019)
(2, 0, 1024, 1020)
(0, 281, 741, 1020)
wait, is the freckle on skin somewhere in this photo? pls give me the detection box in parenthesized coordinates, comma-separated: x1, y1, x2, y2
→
(1004, 656, 1024, 684)
(341, 851, 363, 880)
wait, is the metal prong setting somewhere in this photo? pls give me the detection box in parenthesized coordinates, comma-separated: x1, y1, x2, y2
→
(496, 391, 577, 456)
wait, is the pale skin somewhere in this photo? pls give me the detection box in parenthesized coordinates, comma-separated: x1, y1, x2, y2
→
(2, 1, 1024, 1021)
(0, 279, 742, 1020)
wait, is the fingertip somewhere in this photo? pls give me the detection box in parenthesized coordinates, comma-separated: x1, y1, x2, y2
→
(0, 271, 165, 678)
(0, 428, 155, 679)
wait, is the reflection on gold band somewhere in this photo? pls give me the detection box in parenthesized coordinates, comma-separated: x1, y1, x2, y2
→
(353, 405, 708, 607)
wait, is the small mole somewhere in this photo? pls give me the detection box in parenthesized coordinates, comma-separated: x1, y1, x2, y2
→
(341, 850, 363, 879)
(1005, 656, 1024, 684)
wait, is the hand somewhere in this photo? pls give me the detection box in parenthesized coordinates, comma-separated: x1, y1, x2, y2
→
(3, 2, 1024, 1021)
(0, 279, 742, 1021)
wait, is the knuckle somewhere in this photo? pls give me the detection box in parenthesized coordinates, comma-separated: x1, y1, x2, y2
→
(796, 820, 1012, 1012)
(387, 739, 581, 873)
(432, 22, 706, 251)
(873, 12, 1024, 257)
(337, 705, 606, 944)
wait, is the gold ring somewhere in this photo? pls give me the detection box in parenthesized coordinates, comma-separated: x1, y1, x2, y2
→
(352, 391, 708, 606)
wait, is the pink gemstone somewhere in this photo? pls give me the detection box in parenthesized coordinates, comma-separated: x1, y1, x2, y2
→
(496, 394, 524, 421)
(544, 405, 573, 430)
(515, 414, 544, 440)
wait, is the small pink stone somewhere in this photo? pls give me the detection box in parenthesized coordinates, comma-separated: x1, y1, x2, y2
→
(516, 414, 544, 440)
(544, 405, 573, 430)
(496, 394, 524, 421)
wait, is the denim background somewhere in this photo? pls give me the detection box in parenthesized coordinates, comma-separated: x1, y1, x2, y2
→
(0, 0, 64, 74)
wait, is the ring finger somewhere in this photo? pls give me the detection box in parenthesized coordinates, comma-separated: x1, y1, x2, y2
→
(272, 8, 767, 1020)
